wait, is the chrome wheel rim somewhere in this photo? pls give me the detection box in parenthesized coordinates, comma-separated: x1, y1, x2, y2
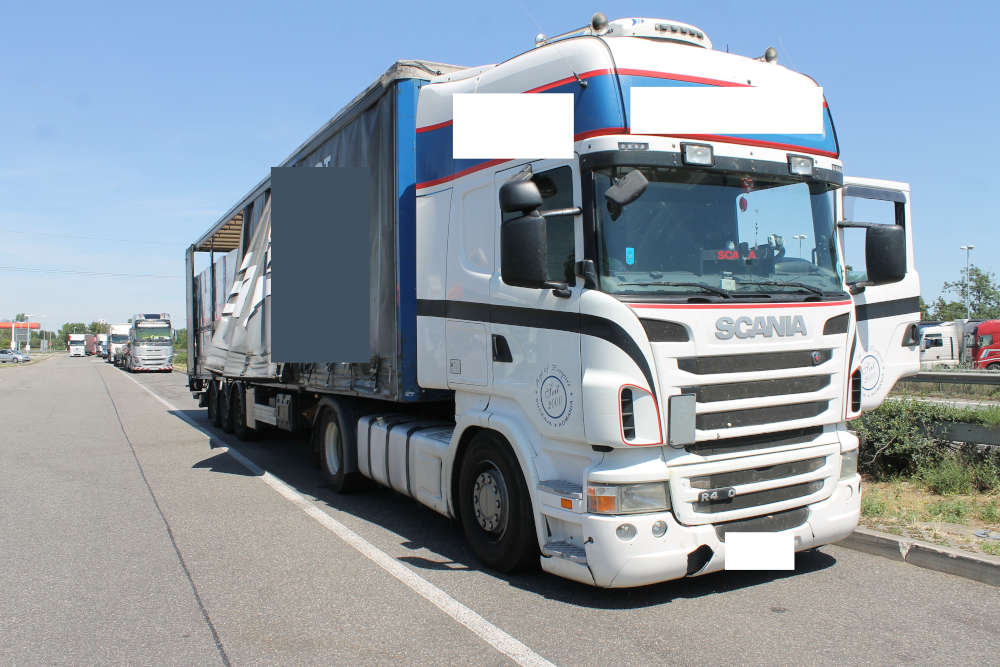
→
(323, 421, 341, 476)
(472, 463, 508, 537)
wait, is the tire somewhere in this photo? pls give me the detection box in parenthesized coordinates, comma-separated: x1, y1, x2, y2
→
(313, 404, 363, 493)
(988, 363, 1000, 371)
(231, 385, 252, 441)
(457, 431, 539, 573)
(219, 384, 234, 433)
(206, 381, 218, 425)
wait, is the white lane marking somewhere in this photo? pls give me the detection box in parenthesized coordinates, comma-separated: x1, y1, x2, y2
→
(117, 370, 555, 667)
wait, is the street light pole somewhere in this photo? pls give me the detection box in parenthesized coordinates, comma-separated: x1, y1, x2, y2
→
(960, 245, 975, 318)
(793, 234, 807, 258)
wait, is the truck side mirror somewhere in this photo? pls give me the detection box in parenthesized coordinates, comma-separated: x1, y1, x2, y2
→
(501, 212, 548, 289)
(499, 179, 548, 289)
(499, 179, 543, 214)
(865, 224, 906, 285)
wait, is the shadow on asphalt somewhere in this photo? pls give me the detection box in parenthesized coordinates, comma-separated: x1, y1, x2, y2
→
(170, 407, 838, 609)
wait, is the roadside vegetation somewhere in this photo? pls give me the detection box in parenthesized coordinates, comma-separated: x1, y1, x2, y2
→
(852, 399, 1000, 555)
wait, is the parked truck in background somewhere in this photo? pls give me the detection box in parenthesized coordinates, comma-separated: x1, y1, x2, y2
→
(95, 333, 108, 358)
(125, 314, 173, 372)
(68, 333, 87, 357)
(970, 320, 1000, 370)
(185, 14, 920, 587)
(108, 324, 130, 366)
(85, 334, 100, 356)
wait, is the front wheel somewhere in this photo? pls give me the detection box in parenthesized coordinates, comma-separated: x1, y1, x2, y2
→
(457, 432, 539, 572)
(988, 363, 1000, 371)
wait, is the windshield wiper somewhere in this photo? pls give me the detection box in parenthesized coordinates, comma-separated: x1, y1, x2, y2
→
(734, 279, 831, 296)
(619, 281, 733, 298)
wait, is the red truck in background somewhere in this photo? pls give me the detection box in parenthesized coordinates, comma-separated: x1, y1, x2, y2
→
(971, 320, 1000, 370)
(84, 334, 98, 356)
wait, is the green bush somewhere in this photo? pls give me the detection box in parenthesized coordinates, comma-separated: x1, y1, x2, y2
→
(853, 399, 1000, 486)
(919, 458, 976, 495)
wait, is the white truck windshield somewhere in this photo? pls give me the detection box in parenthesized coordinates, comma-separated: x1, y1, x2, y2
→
(592, 166, 845, 300)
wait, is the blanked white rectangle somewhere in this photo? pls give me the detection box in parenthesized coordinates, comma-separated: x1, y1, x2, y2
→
(725, 532, 794, 570)
(631, 87, 824, 135)
(453, 94, 573, 159)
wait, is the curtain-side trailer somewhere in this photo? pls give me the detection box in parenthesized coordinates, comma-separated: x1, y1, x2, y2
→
(185, 15, 921, 587)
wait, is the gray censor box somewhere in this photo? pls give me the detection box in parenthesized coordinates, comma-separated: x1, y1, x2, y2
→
(270, 166, 371, 362)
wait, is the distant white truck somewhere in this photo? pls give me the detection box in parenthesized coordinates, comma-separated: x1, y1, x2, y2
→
(108, 324, 130, 366)
(68, 333, 86, 357)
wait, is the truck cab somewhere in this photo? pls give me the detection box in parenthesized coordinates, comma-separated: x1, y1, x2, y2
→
(127, 313, 174, 372)
(972, 320, 1000, 370)
(412, 17, 920, 585)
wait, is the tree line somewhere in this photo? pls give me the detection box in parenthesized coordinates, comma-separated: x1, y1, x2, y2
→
(921, 265, 1000, 321)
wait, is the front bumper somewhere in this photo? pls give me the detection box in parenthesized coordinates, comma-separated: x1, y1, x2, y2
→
(542, 476, 860, 588)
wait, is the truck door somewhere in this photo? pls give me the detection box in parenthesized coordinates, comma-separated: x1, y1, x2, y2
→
(838, 177, 920, 410)
(490, 161, 585, 442)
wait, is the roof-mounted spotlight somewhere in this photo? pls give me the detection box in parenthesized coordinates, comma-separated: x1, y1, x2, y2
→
(591, 12, 609, 33)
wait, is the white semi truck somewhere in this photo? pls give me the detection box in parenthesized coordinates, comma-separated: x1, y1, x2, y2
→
(68, 333, 87, 357)
(185, 14, 920, 587)
(108, 323, 130, 366)
(126, 313, 173, 372)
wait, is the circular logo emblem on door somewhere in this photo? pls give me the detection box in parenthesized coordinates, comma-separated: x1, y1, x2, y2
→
(535, 364, 575, 428)
(860, 353, 883, 392)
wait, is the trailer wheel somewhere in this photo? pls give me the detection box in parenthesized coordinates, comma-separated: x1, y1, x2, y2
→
(231, 385, 253, 441)
(314, 405, 363, 493)
(457, 431, 538, 572)
(206, 381, 218, 425)
(219, 384, 234, 433)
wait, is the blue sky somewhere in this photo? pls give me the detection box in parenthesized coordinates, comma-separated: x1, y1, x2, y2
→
(1, 0, 996, 331)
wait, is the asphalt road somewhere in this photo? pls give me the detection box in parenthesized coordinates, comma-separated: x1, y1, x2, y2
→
(2, 355, 998, 665)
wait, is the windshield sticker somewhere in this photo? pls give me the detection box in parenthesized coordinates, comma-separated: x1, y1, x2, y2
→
(625, 247, 635, 265)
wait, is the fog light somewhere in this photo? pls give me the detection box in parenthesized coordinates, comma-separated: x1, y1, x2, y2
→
(681, 142, 713, 166)
(616, 523, 637, 541)
(652, 520, 668, 538)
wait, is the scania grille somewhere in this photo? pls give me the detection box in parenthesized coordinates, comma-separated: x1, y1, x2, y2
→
(697, 401, 829, 430)
(682, 375, 831, 403)
(675, 347, 840, 436)
(671, 443, 836, 525)
(677, 349, 833, 375)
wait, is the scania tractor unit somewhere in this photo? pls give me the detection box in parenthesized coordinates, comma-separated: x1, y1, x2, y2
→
(185, 15, 920, 587)
(126, 313, 173, 372)
(108, 323, 130, 366)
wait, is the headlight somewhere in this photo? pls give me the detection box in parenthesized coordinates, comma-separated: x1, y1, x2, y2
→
(840, 449, 859, 479)
(587, 482, 671, 515)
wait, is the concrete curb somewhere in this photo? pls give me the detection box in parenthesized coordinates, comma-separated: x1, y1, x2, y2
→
(838, 527, 1000, 586)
